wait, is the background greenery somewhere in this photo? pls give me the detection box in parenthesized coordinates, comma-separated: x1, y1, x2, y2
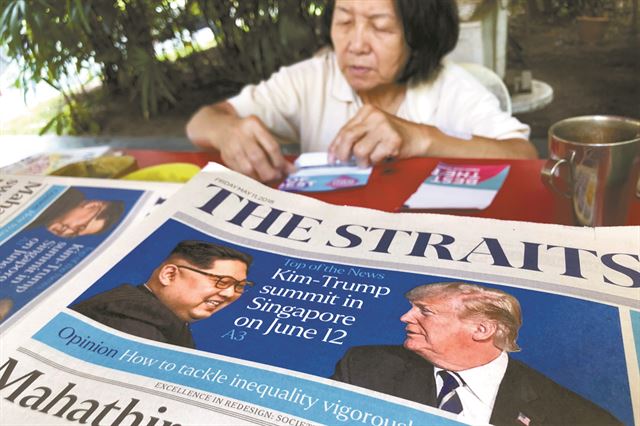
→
(0, 0, 636, 135)
(0, 0, 330, 134)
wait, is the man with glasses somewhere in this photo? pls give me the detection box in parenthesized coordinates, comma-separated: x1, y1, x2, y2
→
(71, 240, 253, 348)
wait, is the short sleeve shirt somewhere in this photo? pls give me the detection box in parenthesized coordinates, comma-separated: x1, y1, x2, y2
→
(228, 51, 530, 153)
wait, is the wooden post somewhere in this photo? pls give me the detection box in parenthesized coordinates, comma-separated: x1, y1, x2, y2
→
(633, 0, 638, 35)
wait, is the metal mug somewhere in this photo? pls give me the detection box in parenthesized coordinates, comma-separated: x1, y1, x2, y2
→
(541, 115, 640, 226)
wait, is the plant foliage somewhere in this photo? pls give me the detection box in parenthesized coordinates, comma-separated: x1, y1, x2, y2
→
(513, 0, 613, 18)
(0, 0, 329, 133)
(575, 0, 609, 16)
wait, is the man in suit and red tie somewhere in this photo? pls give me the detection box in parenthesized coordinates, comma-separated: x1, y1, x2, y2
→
(331, 282, 621, 425)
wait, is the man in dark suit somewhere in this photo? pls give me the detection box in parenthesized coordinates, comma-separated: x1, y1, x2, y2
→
(71, 240, 253, 348)
(331, 282, 621, 425)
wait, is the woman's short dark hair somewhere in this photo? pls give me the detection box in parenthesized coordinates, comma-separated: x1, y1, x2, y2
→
(24, 188, 125, 236)
(25, 188, 84, 229)
(96, 201, 125, 232)
(323, 0, 460, 84)
(25, 188, 85, 231)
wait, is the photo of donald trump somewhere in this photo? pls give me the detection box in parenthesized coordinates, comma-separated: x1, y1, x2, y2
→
(331, 282, 621, 425)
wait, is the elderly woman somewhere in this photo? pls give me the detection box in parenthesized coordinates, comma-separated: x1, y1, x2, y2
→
(186, 0, 537, 182)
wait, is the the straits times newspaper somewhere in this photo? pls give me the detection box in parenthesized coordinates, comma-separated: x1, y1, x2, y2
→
(0, 175, 179, 332)
(0, 164, 638, 426)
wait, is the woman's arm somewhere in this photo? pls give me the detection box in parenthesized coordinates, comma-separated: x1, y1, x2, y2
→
(329, 105, 537, 167)
(416, 125, 538, 159)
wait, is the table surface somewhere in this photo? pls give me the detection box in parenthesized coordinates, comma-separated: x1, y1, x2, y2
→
(121, 149, 640, 226)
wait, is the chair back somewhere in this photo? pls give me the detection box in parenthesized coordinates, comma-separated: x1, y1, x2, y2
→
(459, 62, 512, 113)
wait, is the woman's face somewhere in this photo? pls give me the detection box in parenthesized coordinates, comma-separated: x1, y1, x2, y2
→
(331, 0, 410, 93)
(47, 200, 109, 238)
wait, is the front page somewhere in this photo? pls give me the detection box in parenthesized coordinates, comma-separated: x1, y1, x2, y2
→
(1, 164, 638, 425)
(0, 174, 179, 331)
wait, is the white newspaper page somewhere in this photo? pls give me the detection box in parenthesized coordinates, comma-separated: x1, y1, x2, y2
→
(0, 163, 638, 426)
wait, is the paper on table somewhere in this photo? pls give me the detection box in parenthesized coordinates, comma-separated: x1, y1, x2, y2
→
(404, 162, 510, 209)
(292, 152, 336, 168)
(278, 152, 372, 192)
(0, 146, 113, 175)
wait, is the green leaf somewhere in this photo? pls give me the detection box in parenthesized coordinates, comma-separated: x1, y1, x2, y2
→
(39, 111, 62, 135)
(9, 1, 23, 39)
(0, 2, 17, 39)
(71, 0, 91, 33)
(55, 116, 63, 135)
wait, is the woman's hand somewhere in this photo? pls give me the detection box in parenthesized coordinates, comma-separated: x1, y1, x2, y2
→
(187, 102, 295, 182)
(328, 104, 426, 167)
(328, 104, 538, 163)
(218, 115, 295, 182)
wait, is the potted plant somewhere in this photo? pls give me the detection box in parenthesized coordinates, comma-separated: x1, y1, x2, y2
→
(575, 0, 609, 44)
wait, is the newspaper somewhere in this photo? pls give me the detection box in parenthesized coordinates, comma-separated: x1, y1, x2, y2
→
(0, 163, 638, 426)
(0, 174, 180, 331)
(0, 147, 113, 174)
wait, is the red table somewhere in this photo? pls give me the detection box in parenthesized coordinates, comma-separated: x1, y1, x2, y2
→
(122, 150, 640, 226)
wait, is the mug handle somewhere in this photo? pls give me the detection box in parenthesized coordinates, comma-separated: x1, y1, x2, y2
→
(541, 156, 573, 198)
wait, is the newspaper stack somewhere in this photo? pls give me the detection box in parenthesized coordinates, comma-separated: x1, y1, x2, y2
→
(0, 164, 637, 426)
